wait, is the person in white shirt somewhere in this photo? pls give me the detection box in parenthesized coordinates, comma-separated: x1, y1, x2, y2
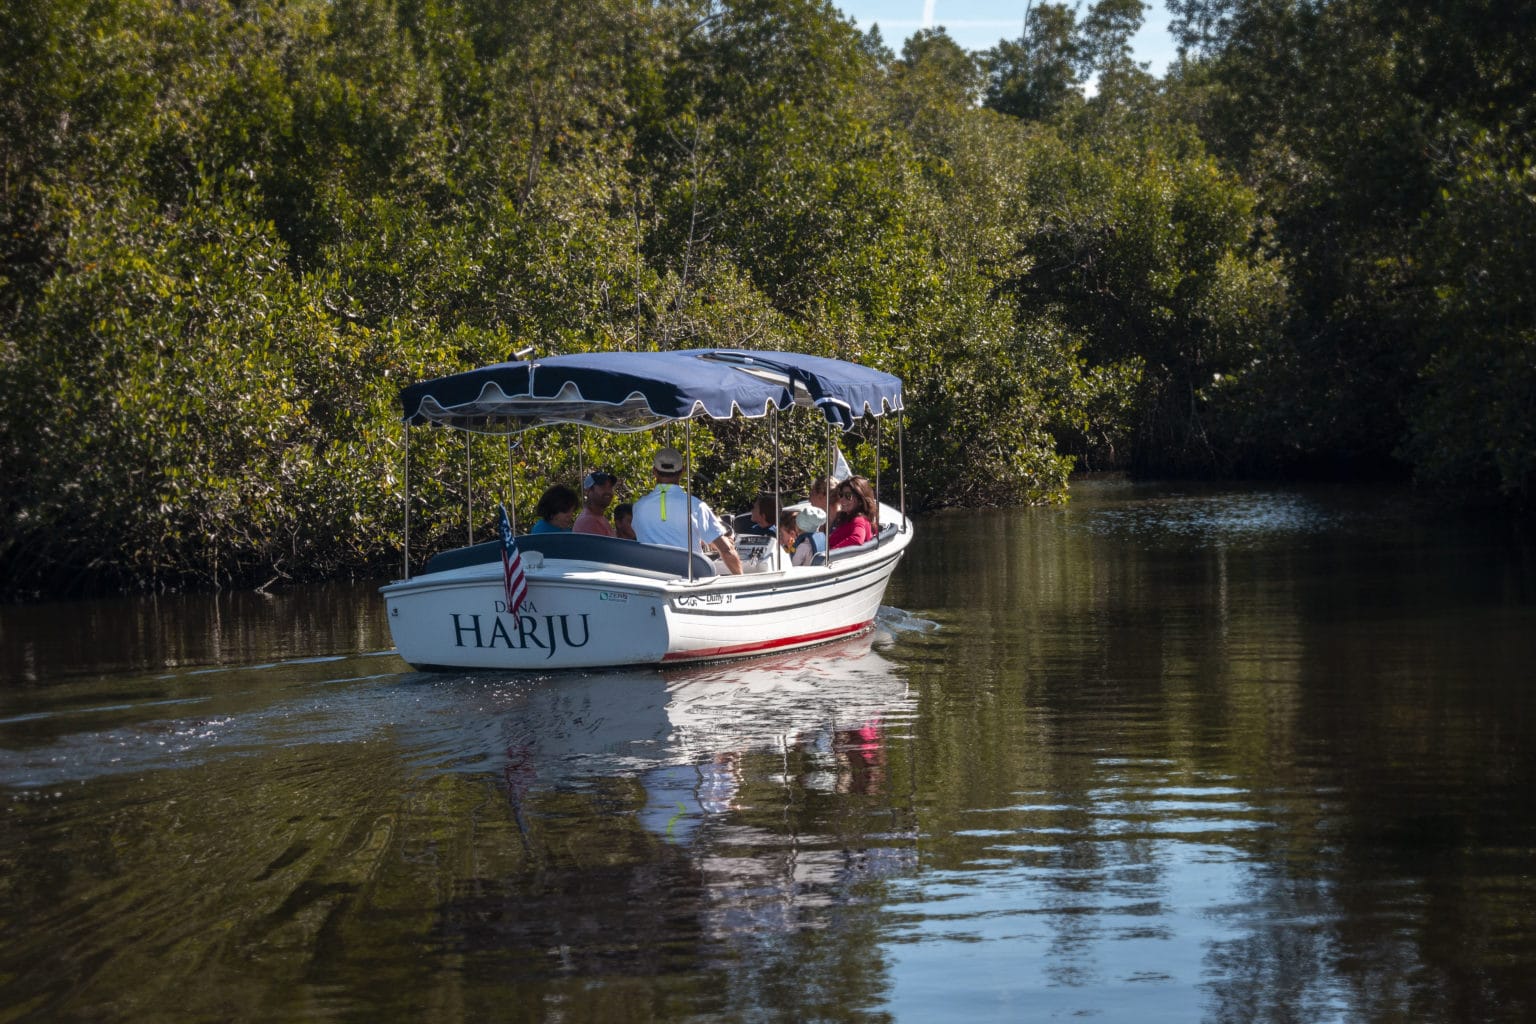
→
(631, 447, 743, 574)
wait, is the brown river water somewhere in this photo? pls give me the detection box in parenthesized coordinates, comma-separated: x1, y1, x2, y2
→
(2, 480, 1534, 1022)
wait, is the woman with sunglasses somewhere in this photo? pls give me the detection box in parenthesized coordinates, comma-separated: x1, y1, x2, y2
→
(828, 476, 879, 550)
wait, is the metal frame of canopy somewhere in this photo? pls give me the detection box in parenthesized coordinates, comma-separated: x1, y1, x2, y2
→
(398, 349, 907, 581)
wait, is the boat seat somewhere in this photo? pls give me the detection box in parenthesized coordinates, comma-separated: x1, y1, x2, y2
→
(422, 533, 717, 578)
(810, 521, 900, 565)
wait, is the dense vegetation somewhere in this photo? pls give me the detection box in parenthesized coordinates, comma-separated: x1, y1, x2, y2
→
(0, 0, 1529, 598)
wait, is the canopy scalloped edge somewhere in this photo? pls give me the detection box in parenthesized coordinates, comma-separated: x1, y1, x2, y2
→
(399, 349, 904, 434)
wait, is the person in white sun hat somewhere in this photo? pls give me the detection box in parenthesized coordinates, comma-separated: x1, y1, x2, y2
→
(790, 504, 827, 565)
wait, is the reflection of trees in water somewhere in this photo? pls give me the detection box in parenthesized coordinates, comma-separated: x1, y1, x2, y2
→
(0, 579, 394, 682)
(1200, 867, 1343, 1024)
(891, 498, 1536, 1020)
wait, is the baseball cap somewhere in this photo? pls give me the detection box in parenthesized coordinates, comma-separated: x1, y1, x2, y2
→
(653, 447, 685, 473)
(581, 471, 616, 490)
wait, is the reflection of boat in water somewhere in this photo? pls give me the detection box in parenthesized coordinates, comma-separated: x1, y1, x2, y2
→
(381, 349, 914, 670)
(0, 627, 921, 983)
(399, 625, 918, 853)
(402, 625, 913, 787)
(662, 634, 906, 759)
(427, 627, 923, 969)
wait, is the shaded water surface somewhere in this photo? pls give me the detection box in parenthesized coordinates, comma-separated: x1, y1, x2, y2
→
(3, 482, 1534, 1022)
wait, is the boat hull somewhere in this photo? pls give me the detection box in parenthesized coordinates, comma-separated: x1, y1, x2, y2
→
(381, 514, 911, 671)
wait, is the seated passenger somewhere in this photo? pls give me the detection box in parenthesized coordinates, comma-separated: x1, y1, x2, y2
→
(828, 476, 878, 549)
(791, 505, 826, 565)
(742, 492, 778, 536)
(632, 447, 742, 574)
(573, 471, 618, 536)
(530, 483, 578, 534)
(807, 475, 831, 516)
(777, 509, 799, 557)
(613, 501, 636, 541)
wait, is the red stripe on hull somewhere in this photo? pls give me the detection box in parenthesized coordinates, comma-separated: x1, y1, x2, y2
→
(661, 619, 874, 663)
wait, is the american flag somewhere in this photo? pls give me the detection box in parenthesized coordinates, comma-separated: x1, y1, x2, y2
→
(497, 504, 528, 615)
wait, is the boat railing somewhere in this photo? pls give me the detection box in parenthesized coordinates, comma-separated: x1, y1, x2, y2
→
(422, 533, 717, 579)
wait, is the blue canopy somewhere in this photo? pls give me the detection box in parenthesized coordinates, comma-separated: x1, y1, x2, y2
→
(399, 349, 904, 434)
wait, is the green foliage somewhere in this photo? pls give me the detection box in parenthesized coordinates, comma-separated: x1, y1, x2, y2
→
(982, 0, 1149, 122)
(2, 0, 1530, 597)
(1168, 0, 1536, 498)
(1004, 127, 1286, 472)
(983, 4, 1085, 122)
(1404, 128, 1536, 503)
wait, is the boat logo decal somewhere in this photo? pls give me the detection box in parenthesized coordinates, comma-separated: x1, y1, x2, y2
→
(675, 593, 730, 607)
(599, 591, 630, 602)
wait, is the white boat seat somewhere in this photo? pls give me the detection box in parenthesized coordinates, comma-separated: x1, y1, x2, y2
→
(423, 533, 717, 579)
(810, 521, 900, 565)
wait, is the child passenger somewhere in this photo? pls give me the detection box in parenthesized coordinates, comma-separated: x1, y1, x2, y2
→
(612, 502, 636, 540)
(778, 509, 799, 556)
(791, 505, 826, 565)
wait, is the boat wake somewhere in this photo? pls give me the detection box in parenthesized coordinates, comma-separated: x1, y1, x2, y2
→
(876, 605, 939, 635)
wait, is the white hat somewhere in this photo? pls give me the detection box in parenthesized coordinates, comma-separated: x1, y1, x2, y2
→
(653, 447, 685, 473)
(794, 505, 827, 532)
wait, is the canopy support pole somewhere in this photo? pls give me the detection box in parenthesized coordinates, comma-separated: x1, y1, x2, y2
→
(685, 419, 695, 583)
(465, 433, 473, 546)
(825, 421, 834, 568)
(402, 422, 411, 580)
(507, 435, 519, 534)
(875, 415, 882, 543)
(772, 404, 781, 570)
(898, 411, 907, 532)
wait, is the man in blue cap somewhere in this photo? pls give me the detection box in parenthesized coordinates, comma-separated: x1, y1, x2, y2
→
(573, 470, 618, 536)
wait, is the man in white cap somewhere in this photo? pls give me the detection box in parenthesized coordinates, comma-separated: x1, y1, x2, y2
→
(631, 446, 743, 574)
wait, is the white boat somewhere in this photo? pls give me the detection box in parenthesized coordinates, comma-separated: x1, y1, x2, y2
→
(380, 349, 914, 670)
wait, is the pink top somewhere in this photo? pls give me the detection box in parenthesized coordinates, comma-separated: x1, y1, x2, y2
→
(828, 515, 874, 549)
(572, 510, 615, 537)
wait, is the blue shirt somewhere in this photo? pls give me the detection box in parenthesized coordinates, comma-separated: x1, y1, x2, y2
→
(530, 519, 570, 534)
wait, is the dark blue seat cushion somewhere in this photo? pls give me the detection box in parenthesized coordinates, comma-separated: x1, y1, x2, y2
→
(422, 533, 716, 578)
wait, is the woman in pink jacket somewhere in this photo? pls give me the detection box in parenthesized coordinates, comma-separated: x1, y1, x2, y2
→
(828, 476, 879, 549)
